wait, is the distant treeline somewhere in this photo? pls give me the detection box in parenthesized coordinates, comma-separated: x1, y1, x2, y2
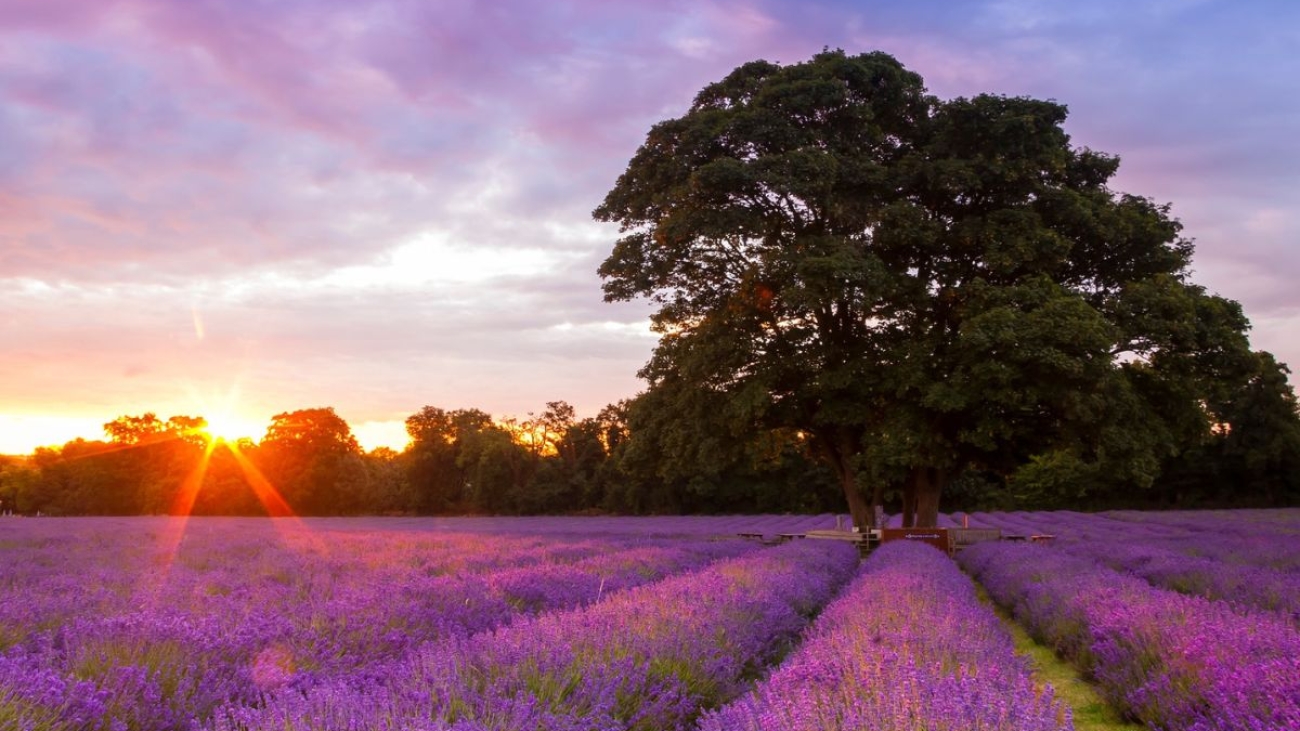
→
(1, 392, 1297, 518)
(0, 401, 841, 518)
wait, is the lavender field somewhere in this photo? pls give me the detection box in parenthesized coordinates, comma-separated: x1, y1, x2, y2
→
(1, 510, 1297, 731)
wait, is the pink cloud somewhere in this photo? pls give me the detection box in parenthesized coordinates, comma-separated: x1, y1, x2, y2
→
(0, 0, 131, 33)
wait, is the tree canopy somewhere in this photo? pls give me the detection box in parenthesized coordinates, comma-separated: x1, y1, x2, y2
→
(595, 49, 1290, 527)
(258, 407, 365, 515)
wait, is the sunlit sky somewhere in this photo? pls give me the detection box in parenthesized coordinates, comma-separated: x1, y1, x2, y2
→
(2, 0, 1297, 454)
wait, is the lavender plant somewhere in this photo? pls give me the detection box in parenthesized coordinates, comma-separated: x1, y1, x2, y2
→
(216, 539, 861, 731)
(698, 541, 1071, 731)
(961, 541, 1300, 731)
(975, 510, 1300, 620)
(0, 517, 762, 731)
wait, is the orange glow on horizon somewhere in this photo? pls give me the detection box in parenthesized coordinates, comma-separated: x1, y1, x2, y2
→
(0, 415, 105, 455)
(186, 383, 262, 445)
(200, 411, 263, 444)
(0, 409, 412, 456)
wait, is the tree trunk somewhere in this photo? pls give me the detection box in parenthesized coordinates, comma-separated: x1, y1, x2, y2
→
(913, 466, 946, 528)
(901, 471, 917, 528)
(838, 466, 872, 531)
(815, 430, 871, 530)
(870, 481, 885, 530)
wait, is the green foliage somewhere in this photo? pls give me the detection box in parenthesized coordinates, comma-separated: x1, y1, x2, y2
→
(604, 384, 841, 515)
(404, 406, 494, 511)
(257, 407, 365, 515)
(0, 457, 39, 514)
(1149, 352, 1300, 507)
(1009, 451, 1104, 508)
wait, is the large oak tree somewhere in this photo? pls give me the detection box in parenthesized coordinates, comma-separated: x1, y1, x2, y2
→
(595, 49, 1272, 527)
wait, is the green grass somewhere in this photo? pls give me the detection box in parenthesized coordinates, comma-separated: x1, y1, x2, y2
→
(974, 584, 1145, 731)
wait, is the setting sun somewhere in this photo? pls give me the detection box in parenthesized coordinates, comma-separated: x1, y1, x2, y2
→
(202, 413, 262, 444)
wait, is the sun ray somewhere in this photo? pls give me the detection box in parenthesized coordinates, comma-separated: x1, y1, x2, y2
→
(171, 439, 217, 518)
(225, 443, 331, 556)
(139, 437, 217, 607)
(226, 445, 294, 518)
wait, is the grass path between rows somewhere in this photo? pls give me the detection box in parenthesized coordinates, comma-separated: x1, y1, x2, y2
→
(970, 581, 1146, 731)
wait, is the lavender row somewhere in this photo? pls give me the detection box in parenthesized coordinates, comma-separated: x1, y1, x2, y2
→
(960, 541, 1300, 731)
(0, 518, 760, 653)
(971, 511, 1300, 619)
(1053, 536, 1300, 621)
(963, 511, 1063, 536)
(1108, 508, 1300, 539)
(970, 509, 1300, 570)
(1, 522, 758, 731)
(698, 541, 1070, 731)
(1101, 509, 1300, 570)
(284, 513, 854, 537)
(215, 539, 862, 731)
(0, 518, 639, 651)
(967, 508, 1290, 572)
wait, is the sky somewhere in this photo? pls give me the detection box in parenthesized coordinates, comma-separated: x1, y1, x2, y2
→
(2, 0, 1297, 453)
